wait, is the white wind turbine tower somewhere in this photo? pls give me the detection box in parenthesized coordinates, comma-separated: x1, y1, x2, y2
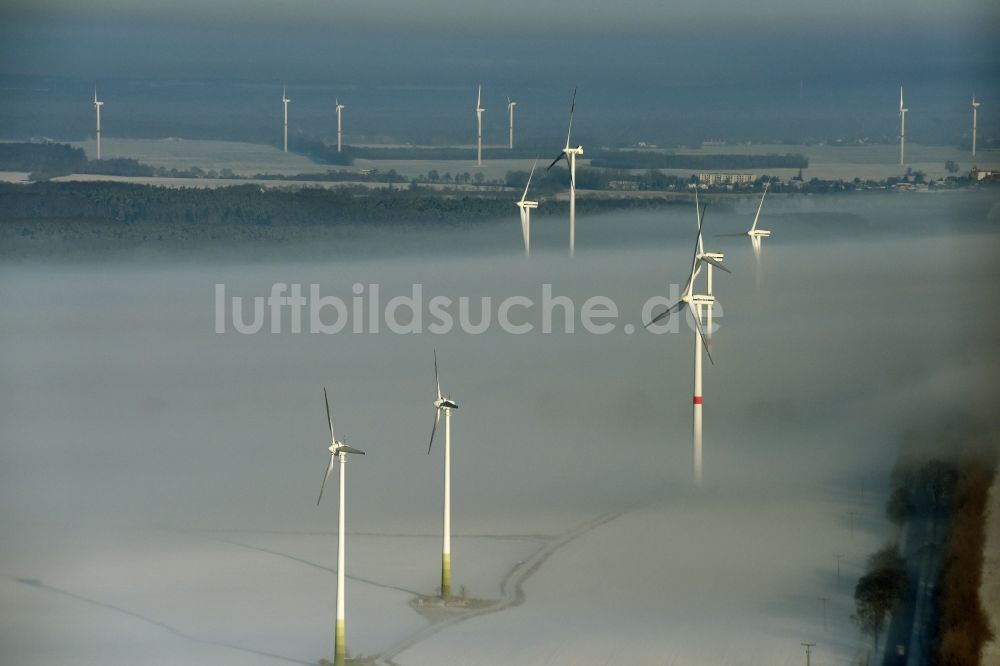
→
(646, 203, 730, 487)
(507, 97, 517, 150)
(717, 180, 771, 275)
(475, 85, 485, 167)
(427, 351, 459, 598)
(282, 86, 291, 153)
(899, 86, 908, 165)
(335, 99, 346, 153)
(692, 190, 726, 347)
(93, 88, 104, 160)
(515, 159, 539, 256)
(972, 95, 981, 158)
(547, 88, 583, 255)
(316, 388, 366, 666)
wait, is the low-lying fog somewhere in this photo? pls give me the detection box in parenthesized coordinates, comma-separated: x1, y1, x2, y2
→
(1, 191, 997, 664)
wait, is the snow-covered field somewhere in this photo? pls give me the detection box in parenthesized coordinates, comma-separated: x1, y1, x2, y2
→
(70, 138, 327, 176)
(1, 192, 996, 664)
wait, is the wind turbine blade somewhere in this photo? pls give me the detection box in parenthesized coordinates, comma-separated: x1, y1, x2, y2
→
(645, 300, 686, 328)
(689, 304, 715, 365)
(701, 255, 731, 274)
(694, 189, 701, 230)
(340, 445, 366, 455)
(750, 182, 769, 232)
(548, 152, 566, 170)
(317, 454, 335, 505)
(434, 350, 441, 399)
(323, 387, 334, 440)
(565, 87, 577, 148)
(714, 233, 748, 237)
(521, 158, 538, 202)
(428, 408, 441, 454)
(686, 226, 704, 289)
(477, 85, 481, 109)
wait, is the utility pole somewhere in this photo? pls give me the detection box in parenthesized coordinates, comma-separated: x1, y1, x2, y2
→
(801, 642, 816, 666)
(834, 554, 844, 585)
(848, 510, 858, 538)
(819, 596, 829, 631)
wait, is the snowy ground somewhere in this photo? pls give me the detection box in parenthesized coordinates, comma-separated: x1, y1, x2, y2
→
(70, 138, 327, 177)
(0, 525, 540, 665)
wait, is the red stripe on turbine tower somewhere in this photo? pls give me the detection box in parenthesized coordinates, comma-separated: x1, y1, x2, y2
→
(693, 396, 703, 405)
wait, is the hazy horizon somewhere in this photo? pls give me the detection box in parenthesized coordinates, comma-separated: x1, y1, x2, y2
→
(2, 1, 998, 147)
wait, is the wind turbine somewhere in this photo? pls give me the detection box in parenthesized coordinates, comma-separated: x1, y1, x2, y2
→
(427, 351, 459, 598)
(646, 202, 730, 487)
(547, 88, 583, 255)
(475, 85, 485, 167)
(717, 180, 771, 264)
(316, 388, 366, 666)
(507, 97, 517, 150)
(336, 99, 346, 153)
(899, 86, 908, 166)
(282, 86, 291, 153)
(972, 95, 981, 158)
(93, 88, 104, 160)
(515, 159, 539, 256)
(692, 189, 726, 347)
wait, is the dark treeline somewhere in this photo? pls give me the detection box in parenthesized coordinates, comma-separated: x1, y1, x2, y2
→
(588, 150, 809, 170)
(882, 415, 998, 666)
(0, 142, 155, 180)
(0, 142, 88, 174)
(332, 145, 554, 162)
(286, 135, 564, 164)
(933, 440, 996, 665)
(853, 543, 908, 655)
(0, 181, 684, 228)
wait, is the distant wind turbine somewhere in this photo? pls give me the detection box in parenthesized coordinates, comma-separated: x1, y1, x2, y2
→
(972, 95, 981, 158)
(427, 351, 459, 598)
(507, 97, 517, 150)
(717, 180, 771, 267)
(93, 88, 104, 160)
(282, 86, 291, 153)
(646, 201, 730, 487)
(316, 388, 366, 666)
(476, 85, 485, 167)
(515, 159, 539, 256)
(547, 88, 583, 255)
(899, 86, 908, 165)
(336, 99, 346, 153)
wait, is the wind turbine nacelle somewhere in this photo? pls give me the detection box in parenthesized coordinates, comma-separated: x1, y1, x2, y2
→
(751, 230, 771, 238)
(518, 201, 538, 209)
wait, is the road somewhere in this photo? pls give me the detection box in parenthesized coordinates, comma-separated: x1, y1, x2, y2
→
(374, 506, 635, 666)
(881, 491, 945, 666)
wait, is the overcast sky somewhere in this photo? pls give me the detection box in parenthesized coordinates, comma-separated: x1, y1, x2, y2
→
(4, 0, 995, 26)
(2, 0, 997, 82)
